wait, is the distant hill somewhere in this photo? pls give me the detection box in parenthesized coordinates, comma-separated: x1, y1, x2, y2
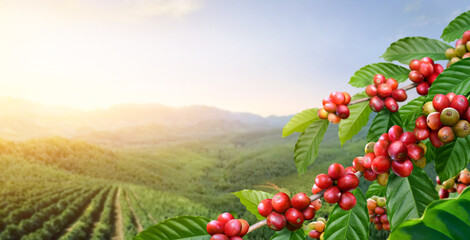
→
(0, 97, 292, 142)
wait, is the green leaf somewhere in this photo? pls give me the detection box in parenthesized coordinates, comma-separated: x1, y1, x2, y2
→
(348, 63, 410, 87)
(366, 110, 402, 142)
(133, 216, 210, 240)
(365, 181, 386, 199)
(386, 168, 438, 231)
(323, 189, 369, 240)
(426, 58, 470, 101)
(270, 229, 305, 240)
(282, 108, 319, 137)
(441, 10, 470, 42)
(389, 188, 470, 240)
(424, 140, 436, 163)
(232, 189, 274, 221)
(435, 135, 470, 182)
(381, 37, 451, 64)
(338, 92, 372, 146)
(399, 96, 425, 132)
(294, 120, 329, 175)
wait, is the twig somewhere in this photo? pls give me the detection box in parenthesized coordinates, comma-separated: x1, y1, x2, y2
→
(247, 172, 363, 234)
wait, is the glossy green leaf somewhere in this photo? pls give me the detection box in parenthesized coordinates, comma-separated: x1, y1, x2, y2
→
(232, 189, 274, 221)
(399, 96, 425, 132)
(282, 108, 319, 137)
(381, 37, 451, 64)
(323, 189, 369, 240)
(294, 120, 329, 175)
(424, 140, 436, 163)
(348, 63, 410, 87)
(133, 216, 210, 240)
(441, 10, 470, 42)
(270, 229, 305, 240)
(365, 181, 386, 199)
(389, 188, 470, 240)
(366, 110, 402, 142)
(435, 135, 470, 182)
(426, 58, 470, 101)
(338, 92, 372, 146)
(386, 168, 438, 231)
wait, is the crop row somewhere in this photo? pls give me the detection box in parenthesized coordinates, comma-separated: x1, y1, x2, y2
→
(90, 187, 117, 240)
(59, 187, 111, 240)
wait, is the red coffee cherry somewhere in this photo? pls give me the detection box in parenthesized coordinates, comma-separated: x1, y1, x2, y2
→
(375, 207, 385, 215)
(369, 96, 385, 112)
(464, 107, 470, 122)
(379, 133, 390, 142)
(439, 188, 449, 199)
(238, 219, 249, 237)
(309, 230, 321, 238)
(338, 192, 357, 210)
(380, 214, 389, 224)
(427, 112, 443, 131)
(438, 126, 455, 143)
(429, 131, 444, 148)
(415, 115, 427, 129)
(374, 140, 390, 157)
(328, 163, 345, 180)
(366, 85, 378, 97)
(311, 199, 322, 211)
(345, 166, 356, 174)
(337, 173, 360, 192)
(414, 127, 430, 141)
(323, 186, 341, 204)
(419, 62, 434, 77)
(391, 159, 413, 177)
(318, 108, 329, 119)
(322, 97, 333, 105)
(315, 174, 333, 189)
(272, 192, 291, 213)
(386, 78, 398, 90)
(217, 213, 235, 225)
(450, 95, 469, 116)
(328, 113, 341, 124)
(291, 193, 310, 211)
(446, 92, 457, 102)
(285, 208, 304, 225)
(399, 131, 417, 145)
(286, 223, 302, 231)
(433, 94, 450, 112)
(258, 199, 273, 217)
(229, 236, 243, 240)
(302, 205, 316, 220)
(336, 105, 350, 119)
(385, 97, 398, 112)
(371, 156, 391, 174)
(323, 102, 337, 113)
(266, 212, 286, 231)
(409, 70, 424, 83)
(391, 89, 407, 102)
(421, 57, 434, 65)
(377, 83, 392, 99)
(207, 220, 225, 235)
(312, 184, 322, 195)
(409, 59, 421, 71)
(224, 219, 241, 237)
(330, 92, 346, 105)
(388, 125, 403, 142)
(343, 92, 351, 105)
(427, 72, 439, 85)
(374, 74, 386, 85)
(388, 141, 407, 161)
(363, 152, 376, 169)
(416, 81, 430, 96)
(407, 143, 424, 160)
(353, 157, 366, 172)
(363, 169, 378, 181)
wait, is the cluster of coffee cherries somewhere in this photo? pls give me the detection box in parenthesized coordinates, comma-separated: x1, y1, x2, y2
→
(311, 163, 359, 210)
(367, 197, 390, 231)
(307, 218, 326, 239)
(318, 92, 351, 124)
(408, 57, 444, 96)
(365, 74, 407, 112)
(437, 168, 470, 199)
(257, 193, 321, 232)
(416, 93, 470, 148)
(206, 213, 249, 240)
(353, 125, 427, 185)
(445, 30, 470, 67)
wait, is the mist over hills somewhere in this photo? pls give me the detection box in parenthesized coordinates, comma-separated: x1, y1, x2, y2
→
(0, 97, 292, 142)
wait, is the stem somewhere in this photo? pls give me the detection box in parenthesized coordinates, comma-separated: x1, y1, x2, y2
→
(347, 82, 418, 105)
(247, 172, 363, 234)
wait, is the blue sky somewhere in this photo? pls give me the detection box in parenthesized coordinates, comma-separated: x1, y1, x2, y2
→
(0, 0, 469, 116)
